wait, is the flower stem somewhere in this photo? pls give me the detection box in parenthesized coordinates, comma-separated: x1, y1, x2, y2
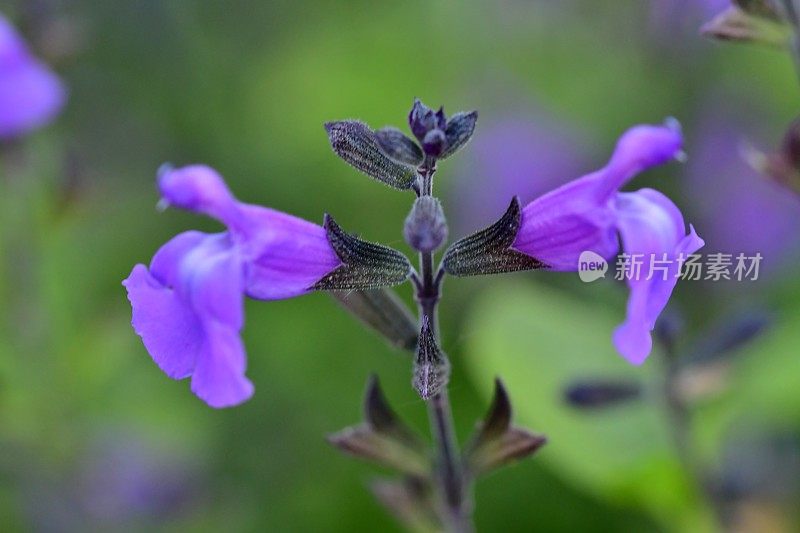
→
(415, 160, 472, 532)
(662, 342, 726, 529)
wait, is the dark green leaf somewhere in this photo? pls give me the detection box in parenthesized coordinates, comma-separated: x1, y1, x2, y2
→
(314, 214, 412, 291)
(375, 127, 424, 166)
(439, 111, 478, 159)
(442, 197, 546, 276)
(325, 120, 417, 189)
(330, 289, 418, 351)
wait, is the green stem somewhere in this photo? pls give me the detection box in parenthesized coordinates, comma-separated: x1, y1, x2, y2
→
(415, 159, 472, 532)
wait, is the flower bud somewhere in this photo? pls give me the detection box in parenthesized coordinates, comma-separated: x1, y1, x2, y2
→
(563, 380, 641, 409)
(422, 129, 446, 157)
(408, 98, 446, 143)
(412, 318, 450, 400)
(404, 197, 448, 253)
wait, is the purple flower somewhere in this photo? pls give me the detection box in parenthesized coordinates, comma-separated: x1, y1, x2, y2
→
(0, 14, 66, 140)
(123, 165, 341, 408)
(512, 121, 704, 364)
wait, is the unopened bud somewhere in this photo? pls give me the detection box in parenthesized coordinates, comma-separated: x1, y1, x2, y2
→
(404, 197, 448, 253)
(412, 318, 450, 400)
(422, 129, 446, 157)
(563, 380, 641, 409)
(408, 98, 446, 144)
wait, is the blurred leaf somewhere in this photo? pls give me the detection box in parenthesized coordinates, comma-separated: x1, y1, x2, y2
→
(701, 6, 791, 47)
(462, 281, 714, 530)
(685, 310, 772, 366)
(722, 306, 800, 423)
(327, 376, 429, 477)
(464, 379, 546, 476)
(330, 289, 417, 351)
(371, 477, 440, 533)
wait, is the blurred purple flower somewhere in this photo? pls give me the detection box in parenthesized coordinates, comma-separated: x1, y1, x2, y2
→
(685, 108, 800, 275)
(449, 113, 591, 235)
(512, 121, 704, 364)
(123, 165, 341, 408)
(649, 0, 730, 44)
(77, 433, 202, 525)
(0, 13, 66, 140)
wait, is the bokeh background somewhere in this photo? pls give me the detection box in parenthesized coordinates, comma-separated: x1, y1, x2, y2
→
(1, 0, 800, 531)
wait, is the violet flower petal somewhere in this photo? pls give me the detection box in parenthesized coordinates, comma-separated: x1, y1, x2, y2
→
(157, 165, 245, 230)
(513, 121, 683, 270)
(157, 165, 341, 297)
(124, 231, 253, 408)
(190, 321, 253, 409)
(239, 205, 342, 300)
(182, 234, 244, 329)
(123, 264, 200, 380)
(612, 189, 704, 364)
(149, 230, 209, 287)
(593, 120, 684, 200)
(513, 174, 619, 270)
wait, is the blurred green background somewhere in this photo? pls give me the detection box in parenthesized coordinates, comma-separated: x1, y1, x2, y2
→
(1, 0, 800, 531)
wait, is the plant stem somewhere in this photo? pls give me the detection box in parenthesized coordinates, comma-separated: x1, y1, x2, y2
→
(662, 343, 726, 529)
(415, 159, 472, 532)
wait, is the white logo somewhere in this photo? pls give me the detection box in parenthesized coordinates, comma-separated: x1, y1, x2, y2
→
(578, 251, 608, 282)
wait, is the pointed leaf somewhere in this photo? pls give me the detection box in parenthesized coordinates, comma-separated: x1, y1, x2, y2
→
(314, 214, 412, 291)
(464, 379, 546, 476)
(473, 378, 512, 443)
(364, 375, 423, 447)
(331, 289, 418, 351)
(327, 376, 429, 476)
(442, 197, 546, 276)
(439, 111, 478, 159)
(325, 120, 417, 190)
(375, 127, 424, 166)
(327, 427, 430, 477)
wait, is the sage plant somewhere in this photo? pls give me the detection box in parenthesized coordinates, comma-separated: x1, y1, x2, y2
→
(124, 99, 700, 531)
